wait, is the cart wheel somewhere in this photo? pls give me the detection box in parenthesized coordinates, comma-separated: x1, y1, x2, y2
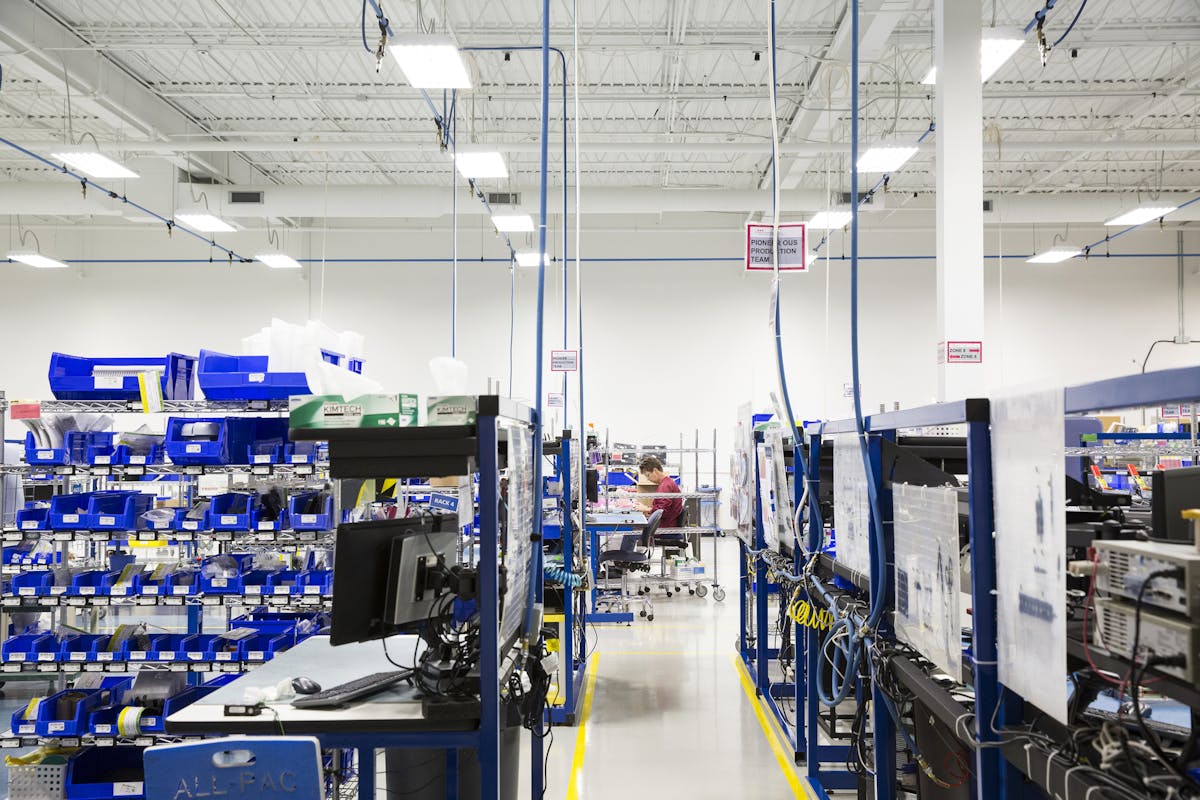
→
(695, 583, 708, 598)
(665, 591, 672, 598)
(647, 614, 654, 621)
(688, 588, 695, 595)
(712, 586, 726, 602)
(639, 609, 647, 618)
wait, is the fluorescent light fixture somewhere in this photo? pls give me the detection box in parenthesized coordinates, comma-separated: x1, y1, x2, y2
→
(856, 146, 919, 173)
(981, 33, 1024, 81)
(454, 150, 508, 179)
(8, 251, 69, 269)
(49, 148, 138, 179)
(1026, 247, 1081, 264)
(921, 28, 1024, 84)
(807, 210, 853, 230)
(1105, 205, 1178, 227)
(514, 251, 548, 268)
(388, 34, 472, 89)
(174, 210, 236, 233)
(491, 214, 535, 233)
(255, 253, 302, 270)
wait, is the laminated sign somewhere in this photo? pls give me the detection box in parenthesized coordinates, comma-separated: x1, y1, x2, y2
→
(745, 223, 807, 271)
(937, 341, 983, 364)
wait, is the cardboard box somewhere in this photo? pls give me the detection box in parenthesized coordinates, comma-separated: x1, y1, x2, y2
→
(289, 393, 419, 430)
(428, 395, 477, 426)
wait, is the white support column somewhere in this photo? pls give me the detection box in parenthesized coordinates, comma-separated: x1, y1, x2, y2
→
(935, 0, 986, 400)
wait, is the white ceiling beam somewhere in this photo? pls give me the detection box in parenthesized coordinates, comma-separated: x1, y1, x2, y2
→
(1, 183, 1197, 224)
(5, 138, 1196, 156)
(0, 2, 231, 180)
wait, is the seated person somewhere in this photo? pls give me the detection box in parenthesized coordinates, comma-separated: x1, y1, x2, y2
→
(636, 456, 682, 529)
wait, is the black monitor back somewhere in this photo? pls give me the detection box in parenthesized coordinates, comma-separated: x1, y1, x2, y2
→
(330, 514, 457, 646)
(1152, 466, 1200, 542)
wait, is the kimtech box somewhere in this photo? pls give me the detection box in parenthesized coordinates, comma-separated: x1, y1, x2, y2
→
(289, 393, 419, 430)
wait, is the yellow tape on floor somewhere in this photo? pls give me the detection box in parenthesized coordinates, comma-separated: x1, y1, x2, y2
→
(731, 653, 814, 800)
(564, 654, 599, 800)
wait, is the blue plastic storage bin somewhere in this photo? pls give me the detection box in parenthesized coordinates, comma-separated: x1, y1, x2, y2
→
(196, 349, 310, 401)
(49, 492, 102, 529)
(240, 632, 289, 663)
(180, 634, 222, 664)
(240, 569, 274, 597)
(37, 681, 131, 737)
(164, 416, 289, 465)
(296, 570, 332, 597)
(10, 570, 54, 597)
(15, 503, 50, 531)
(66, 431, 114, 465)
(231, 611, 325, 635)
(59, 634, 123, 665)
(265, 570, 300, 596)
(284, 441, 322, 464)
(112, 443, 164, 466)
(209, 492, 259, 531)
(147, 633, 191, 662)
(68, 570, 118, 598)
(172, 507, 209, 533)
(288, 492, 334, 531)
(64, 744, 147, 799)
(2, 632, 58, 664)
(48, 352, 196, 401)
(84, 434, 119, 466)
(87, 491, 155, 531)
(24, 432, 69, 466)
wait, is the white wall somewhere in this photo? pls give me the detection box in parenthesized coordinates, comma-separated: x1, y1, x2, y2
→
(1, 218, 1198, 489)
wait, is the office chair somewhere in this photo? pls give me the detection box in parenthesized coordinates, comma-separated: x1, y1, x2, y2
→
(651, 503, 698, 597)
(596, 509, 662, 620)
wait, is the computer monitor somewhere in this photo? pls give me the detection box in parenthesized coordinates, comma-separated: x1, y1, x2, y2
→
(586, 468, 599, 504)
(330, 514, 458, 646)
(1152, 466, 1200, 542)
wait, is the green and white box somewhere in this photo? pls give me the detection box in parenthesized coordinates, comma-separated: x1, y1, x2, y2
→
(427, 395, 477, 426)
(290, 393, 419, 429)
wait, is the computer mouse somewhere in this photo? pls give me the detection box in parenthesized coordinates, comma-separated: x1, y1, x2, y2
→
(291, 677, 321, 695)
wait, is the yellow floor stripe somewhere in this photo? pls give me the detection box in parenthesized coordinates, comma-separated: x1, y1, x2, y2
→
(731, 654, 813, 800)
(564, 653, 600, 800)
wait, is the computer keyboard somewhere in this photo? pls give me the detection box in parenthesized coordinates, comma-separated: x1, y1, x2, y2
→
(291, 670, 411, 708)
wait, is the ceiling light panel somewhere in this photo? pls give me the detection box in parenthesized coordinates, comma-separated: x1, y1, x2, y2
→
(388, 35, 472, 89)
(491, 214, 535, 233)
(174, 211, 236, 233)
(856, 146, 919, 173)
(1105, 206, 1178, 227)
(8, 252, 69, 269)
(807, 211, 853, 230)
(255, 253, 303, 270)
(514, 251, 548, 268)
(49, 150, 139, 179)
(1026, 248, 1081, 264)
(455, 151, 508, 180)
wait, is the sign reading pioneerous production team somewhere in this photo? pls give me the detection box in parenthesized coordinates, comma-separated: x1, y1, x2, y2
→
(936, 341, 983, 364)
(550, 350, 578, 372)
(745, 223, 807, 271)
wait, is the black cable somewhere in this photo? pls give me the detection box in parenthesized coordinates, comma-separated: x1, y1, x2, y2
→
(1130, 569, 1182, 665)
(1141, 338, 1200, 373)
(1131, 656, 1199, 790)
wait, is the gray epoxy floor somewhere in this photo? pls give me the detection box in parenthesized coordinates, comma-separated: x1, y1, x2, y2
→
(522, 537, 805, 800)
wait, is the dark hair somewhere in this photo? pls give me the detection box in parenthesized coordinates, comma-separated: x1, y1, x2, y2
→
(639, 456, 663, 474)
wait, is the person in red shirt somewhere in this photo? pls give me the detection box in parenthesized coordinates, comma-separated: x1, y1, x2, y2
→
(637, 456, 682, 528)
